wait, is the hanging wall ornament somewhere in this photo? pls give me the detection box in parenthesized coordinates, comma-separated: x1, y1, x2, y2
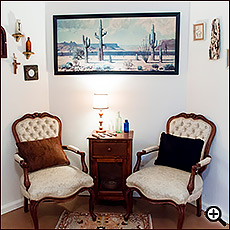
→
(209, 18, 220, 60)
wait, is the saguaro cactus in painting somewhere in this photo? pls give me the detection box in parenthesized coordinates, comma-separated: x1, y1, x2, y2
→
(159, 40, 163, 63)
(95, 19, 107, 61)
(149, 24, 158, 61)
(139, 36, 150, 63)
(82, 35, 91, 63)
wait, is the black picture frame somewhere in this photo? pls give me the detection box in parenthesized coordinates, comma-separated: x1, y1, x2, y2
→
(53, 12, 180, 75)
(24, 65, 39, 81)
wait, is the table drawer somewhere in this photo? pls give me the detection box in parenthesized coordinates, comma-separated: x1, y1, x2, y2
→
(92, 142, 127, 156)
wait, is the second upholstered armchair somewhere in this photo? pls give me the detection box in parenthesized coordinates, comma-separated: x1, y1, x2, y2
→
(124, 112, 216, 229)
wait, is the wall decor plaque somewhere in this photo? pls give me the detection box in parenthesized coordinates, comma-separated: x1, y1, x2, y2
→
(24, 65, 39, 81)
(193, 23, 205, 41)
(209, 18, 220, 60)
(53, 12, 180, 75)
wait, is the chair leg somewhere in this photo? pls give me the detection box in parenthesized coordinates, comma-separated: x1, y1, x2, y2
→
(196, 196, 202, 217)
(177, 204, 186, 229)
(24, 197, 29, 213)
(30, 200, 39, 229)
(89, 188, 96, 221)
(124, 187, 132, 221)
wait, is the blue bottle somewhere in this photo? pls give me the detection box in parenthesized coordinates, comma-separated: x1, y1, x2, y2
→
(124, 119, 129, 133)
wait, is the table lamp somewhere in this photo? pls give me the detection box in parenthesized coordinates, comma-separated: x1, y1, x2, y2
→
(93, 93, 109, 133)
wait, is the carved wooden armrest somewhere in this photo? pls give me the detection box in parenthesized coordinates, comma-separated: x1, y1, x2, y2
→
(133, 145, 159, 173)
(197, 157, 211, 167)
(14, 153, 24, 164)
(187, 156, 211, 195)
(14, 153, 31, 191)
(62, 145, 88, 173)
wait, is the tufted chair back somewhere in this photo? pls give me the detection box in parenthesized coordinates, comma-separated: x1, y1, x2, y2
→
(166, 113, 216, 160)
(12, 112, 62, 143)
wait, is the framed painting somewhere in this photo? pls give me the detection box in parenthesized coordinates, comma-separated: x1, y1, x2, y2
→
(53, 12, 180, 75)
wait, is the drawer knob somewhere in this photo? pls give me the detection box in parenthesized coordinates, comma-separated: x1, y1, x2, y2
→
(107, 147, 112, 152)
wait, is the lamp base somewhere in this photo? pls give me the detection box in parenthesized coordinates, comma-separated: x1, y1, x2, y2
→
(96, 130, 106, 133)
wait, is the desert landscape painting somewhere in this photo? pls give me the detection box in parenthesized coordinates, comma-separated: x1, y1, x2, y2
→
(53, 13, 180, 75)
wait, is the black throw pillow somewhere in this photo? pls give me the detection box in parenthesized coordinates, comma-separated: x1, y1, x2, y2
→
(155, 132, 204, 172)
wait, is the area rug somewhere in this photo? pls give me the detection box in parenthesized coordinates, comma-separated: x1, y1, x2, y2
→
(55, 210, 153, 229)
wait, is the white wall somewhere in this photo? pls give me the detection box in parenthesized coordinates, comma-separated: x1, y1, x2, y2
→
(45, 0, 189, 169)
(187, 1, 229, 222)
(1, 1, 49, 214)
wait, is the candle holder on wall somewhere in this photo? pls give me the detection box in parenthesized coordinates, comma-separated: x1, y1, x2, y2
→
(23, 51, 35, 59)
(23, 37, 34, 59)
(12, 19, 24, 42)
(12, 33, 24, 42)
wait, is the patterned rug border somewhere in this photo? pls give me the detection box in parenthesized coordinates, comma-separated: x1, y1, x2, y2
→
(55, 210, 68, 229)
(55, 210, 153, 229)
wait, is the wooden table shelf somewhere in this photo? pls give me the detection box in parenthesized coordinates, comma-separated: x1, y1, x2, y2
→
(88, 130, 134, 201)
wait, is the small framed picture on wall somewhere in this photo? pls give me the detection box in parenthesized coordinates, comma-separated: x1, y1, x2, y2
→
(24, 65, 39, 81)
(193, 23, 205, 41)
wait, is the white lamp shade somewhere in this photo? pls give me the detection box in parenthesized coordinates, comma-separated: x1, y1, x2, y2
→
(93, 94, 109, 109)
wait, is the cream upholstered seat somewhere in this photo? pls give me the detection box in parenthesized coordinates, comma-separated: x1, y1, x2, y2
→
(124, 113, 216, 229)
(126, 165, 203, 205)
(12, 112, 96, 229)
(19, 165, 94, 201)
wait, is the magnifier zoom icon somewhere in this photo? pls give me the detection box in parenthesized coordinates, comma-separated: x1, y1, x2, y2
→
(205, 206, 226, 226)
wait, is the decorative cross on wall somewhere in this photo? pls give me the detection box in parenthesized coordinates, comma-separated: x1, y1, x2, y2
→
(12, 53, 20, 74)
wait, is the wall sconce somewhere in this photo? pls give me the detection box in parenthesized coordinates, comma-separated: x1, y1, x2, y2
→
(12, 19, 24, 42)
(93, 93, 109, 133)
(23, 37, 35, 59)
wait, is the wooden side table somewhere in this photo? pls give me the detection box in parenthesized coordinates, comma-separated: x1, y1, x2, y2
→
(88, 130, 134, 201)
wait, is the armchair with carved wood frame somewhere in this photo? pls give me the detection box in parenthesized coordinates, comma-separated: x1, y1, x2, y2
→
(12, 112, 96, 229)
(124, 113, 216, 229)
